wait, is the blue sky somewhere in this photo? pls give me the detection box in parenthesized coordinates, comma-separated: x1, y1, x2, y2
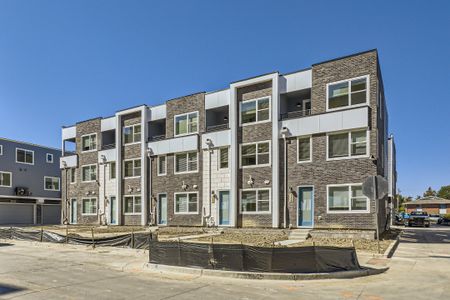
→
(0, 0, 449, 197)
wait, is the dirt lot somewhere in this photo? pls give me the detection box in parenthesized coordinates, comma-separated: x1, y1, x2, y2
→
(193, 229, 289, 247)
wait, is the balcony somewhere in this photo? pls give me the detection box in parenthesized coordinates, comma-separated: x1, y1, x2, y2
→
(280, 89, 311, 121)
(148, 134, 166, 142)
(206, 105, 229, 133)
(280, 109, 311, 120)
(60, 154, 78, 169)
(101, 143, 116, 150)
(148, 119, 166, 142)
(206, 123, 229, 132)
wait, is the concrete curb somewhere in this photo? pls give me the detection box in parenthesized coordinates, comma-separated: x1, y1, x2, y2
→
(145, 263, 388, 280)
(383, 230, 403, 258)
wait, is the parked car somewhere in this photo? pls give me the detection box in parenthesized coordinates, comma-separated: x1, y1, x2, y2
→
(438, 214, 450, 225)
(428, 214, 440, 223)
(406, 211, 430, 227)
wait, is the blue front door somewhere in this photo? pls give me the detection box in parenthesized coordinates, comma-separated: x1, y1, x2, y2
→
(298, 187, 313, 227)
(219, 191, 230, 225)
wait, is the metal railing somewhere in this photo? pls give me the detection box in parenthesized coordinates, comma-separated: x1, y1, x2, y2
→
(206, 123, 229, 132)
(280, 109, 311, 120)
(149, 134, 166, 142)
(101, 143, 116, 150)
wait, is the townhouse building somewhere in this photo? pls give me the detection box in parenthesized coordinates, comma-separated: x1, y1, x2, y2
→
(0, 137, 62, 225)
(60, 49, 396, 234)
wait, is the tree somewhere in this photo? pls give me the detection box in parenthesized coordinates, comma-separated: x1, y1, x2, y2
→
(423, 187, 437, 197)
(437, 185, 450, 200)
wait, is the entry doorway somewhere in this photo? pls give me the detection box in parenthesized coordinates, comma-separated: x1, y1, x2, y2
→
(218, 190, 230, 226)
(70, 199, 77, 224)
(298, 186, 314, 227)
(158, 194, 167, 225)
(110, 196, 117, 225)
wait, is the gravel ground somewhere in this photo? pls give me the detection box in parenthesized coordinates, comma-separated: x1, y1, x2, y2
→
(193, 229, 289, 247)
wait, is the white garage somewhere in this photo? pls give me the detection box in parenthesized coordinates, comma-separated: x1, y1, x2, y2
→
(0, 203, 34, 225)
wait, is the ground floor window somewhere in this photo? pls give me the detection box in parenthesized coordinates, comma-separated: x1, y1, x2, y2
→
(175, 192, 198, 214)
(327, 184, 369, 212)
(240, 188, 271, 213)
(124, 195, 142, 214)
(82, 198, 97, 215)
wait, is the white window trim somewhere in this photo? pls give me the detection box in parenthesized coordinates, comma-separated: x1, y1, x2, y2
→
(46, 153, 54, 163)
(81, 164, 97, 183)
(174, 152, 198, 174)
(123, 124, 142, 145)
(326, 75, 370, 112)
(174, 192, 199, 215)
(44, 176, 60, 191)
(157, 155, 167, 176)
(81, 197, 98, 216)
(123, 195, 142, 215)
(173, 111, 199, 137)
(239, 96, 272, 127)
(218, 147, 229, 170)
(15, 148, 35, 165)
(239, 188, 272, 214)
(239, 140, 271, 168)
(326, 183, 370, 214)
(297, 136, 312, 164)
(0, 171, 12, 187)
(123, 158, 141, 178)
(70, 168, 76, 184)
(0, 145, 3, 155)
(81, 133, 97, 153)
(326, 129, 370, 161)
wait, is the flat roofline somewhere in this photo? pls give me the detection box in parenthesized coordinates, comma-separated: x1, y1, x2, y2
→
(165, 91, 205, 102)
(281, 67, 312, 76)
(230, 71, 278, 84)
(0, 137, 61, 152)
(312, 49, 378, 66)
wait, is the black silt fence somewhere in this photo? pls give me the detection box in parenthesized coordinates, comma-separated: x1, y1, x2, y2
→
(149, 241, 360, 273)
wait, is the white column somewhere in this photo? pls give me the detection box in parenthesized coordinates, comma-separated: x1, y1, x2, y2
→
(229, 85, 238, 227)
(271, 74, 280, 228)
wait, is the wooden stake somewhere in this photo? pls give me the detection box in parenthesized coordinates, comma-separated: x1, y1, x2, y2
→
(91, 227, 95, 249)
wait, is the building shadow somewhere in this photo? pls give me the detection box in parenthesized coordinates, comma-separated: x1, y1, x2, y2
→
(0, 284, 24, 296)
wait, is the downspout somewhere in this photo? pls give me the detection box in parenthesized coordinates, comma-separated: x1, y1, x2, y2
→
(205, 138, 213, 226)
(283, 134, 287, 229)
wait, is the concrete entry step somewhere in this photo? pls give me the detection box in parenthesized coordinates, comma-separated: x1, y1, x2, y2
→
(288, 229, 312, 241)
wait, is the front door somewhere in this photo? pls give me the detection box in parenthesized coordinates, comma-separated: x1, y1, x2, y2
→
(158, 194, 167, 225)
(70, 199, 77, 224)
(110, 196, 117, 225)
(218, 190, 230, 226)
(298, 187, 313, 227)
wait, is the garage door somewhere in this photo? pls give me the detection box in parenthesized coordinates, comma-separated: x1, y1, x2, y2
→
(42, 205, 61, 225)
(0, 203, 34, 225)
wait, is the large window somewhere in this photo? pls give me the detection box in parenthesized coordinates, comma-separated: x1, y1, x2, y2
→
(328, 130, 368, 160)
(240, 97, 270, 125)
(124, 195, 142, 214)
(124, 159, 141, 178)
(175, 112, 198, 136)
(0, 171, 12, 187)
(81, 134, 97, 152)
(297, 136, 312, 163)
(327, 76, 368, 110)
(240, 189, 271, 213)
(240, 141, 270, 167)
(175, 152, 198, 174)
(219, 147, 228, 169)
(123, 124, 141, 144)
(82, 198, 97, 215)
(174, 192, 198, 214)
(44, 176, 60, 191)
(81, 164, 97, 182)
(157, 155, 166, 176)
(16, 148, 34, 165)
(70, 168, 76, 184)
(327, 184, 369, 212)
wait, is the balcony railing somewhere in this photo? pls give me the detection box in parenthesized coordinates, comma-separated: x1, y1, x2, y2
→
(149, 134, 166, 142)
(280, 109, 311, 120)
(101, 143, 116, 150)
(206, 123, 229, 132)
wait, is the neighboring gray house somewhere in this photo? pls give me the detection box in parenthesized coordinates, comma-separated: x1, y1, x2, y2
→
(0, 137, 62, 225)
(60, 49, 396, 236)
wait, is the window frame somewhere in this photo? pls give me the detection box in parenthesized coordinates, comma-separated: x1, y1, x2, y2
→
(15, 148, 34, 165)
(174, 151, 198, 174)
(157, 155, 167, 176)
(46, 153, 54, 163)
(110, 162, 116, 180)
(326, 183, 370, 214)
(173, 111, 199, 137)
(0, 171, 12, 187)
(44, 176, 60, 191)
(174, 192, 199, 215)
(239, 96, 271, 126)
(326, 75, 370, 112)
(0, 145, 3, 155)
(239, 141, 271, 168)
(81, 197, 97, 216)
(123, 158, 141, 178)
(123, 195, 142, 215)
(326, 129, 370, 161)
(239, 188, 271, 214)
(70, 168, 76, 184)
(81, 133, 97, 152)
(219, 147, 229, 169)
(81, 164, 97, 182)
(123, 124, 142, 145)
(297, 136, 312, 163)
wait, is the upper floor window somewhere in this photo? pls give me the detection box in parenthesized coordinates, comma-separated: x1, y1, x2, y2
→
(297, 136, 312, 163)
(16, 148, 34, 165)
(327, 184, 368, 213)
(124, 159, 141, 178)
(175, 152, 198, 174)
(124, 195, 142, 214)
(110, 162, 116, 179)
(70, 168, 76, 184)
(240, 96, 270, 125)
(240, 188, 271, 213)
(44, 176, 60, 191)
(174, 112, 198, 136)
(81, 164, 97, 182)
(219, 147, 228, 169)
(158, 155, 167, 176)
(240, 141, 270, 167)
(0, 171, 12, 187)
(327, 76, 368, 110)
(123, 124, 141, 145)
(46, 153, 54, 163)
(0, 145, 3, 155)
(327, 130, 368, 160)
(81, 133, 97, 152)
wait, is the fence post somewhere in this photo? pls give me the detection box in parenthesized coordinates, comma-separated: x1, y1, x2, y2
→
(209, 236, 214, 270)
(10, 227, 13, 240)
(177, 238, 181, 266)
(65, 225, 69, 244)
(131, 229, 135, 249)
(91, 227, 95, 249)
(40, 227, 43, 243)
(269, 242, 274, 273)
